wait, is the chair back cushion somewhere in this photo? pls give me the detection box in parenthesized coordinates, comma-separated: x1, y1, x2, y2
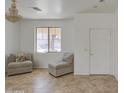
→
(8, 52, 32, 62)
(8, 54, 16, 62)
(25, 53, 32, 61)
(62, 53, 73, 63)
(16, 52, 32, 62)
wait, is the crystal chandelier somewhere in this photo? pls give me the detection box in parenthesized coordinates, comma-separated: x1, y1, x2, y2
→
(6, 0, 22, 22)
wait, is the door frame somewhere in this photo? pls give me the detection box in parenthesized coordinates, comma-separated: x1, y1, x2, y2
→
(89, 28, 112, 75)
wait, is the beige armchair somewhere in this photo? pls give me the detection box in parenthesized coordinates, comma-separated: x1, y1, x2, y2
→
(7, 53, 33, 76)
(48, 53, 74, 77)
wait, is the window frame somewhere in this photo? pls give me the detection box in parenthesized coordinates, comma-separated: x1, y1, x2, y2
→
(35, 27, 62, 53)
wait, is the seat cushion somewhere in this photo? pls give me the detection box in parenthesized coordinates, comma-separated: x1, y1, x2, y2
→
(8, 61, 32, 69)
(49, 61, 71, 70)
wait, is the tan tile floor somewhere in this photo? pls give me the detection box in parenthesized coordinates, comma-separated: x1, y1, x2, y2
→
(6, 69, 118, 93)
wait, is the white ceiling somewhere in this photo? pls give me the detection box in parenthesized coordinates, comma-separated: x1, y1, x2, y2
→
(6, 0, 117, 19)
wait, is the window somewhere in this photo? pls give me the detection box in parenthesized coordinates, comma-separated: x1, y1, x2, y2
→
(36, 27, 61, 53)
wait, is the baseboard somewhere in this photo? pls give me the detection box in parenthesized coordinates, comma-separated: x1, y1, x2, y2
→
(74, 72, 89, 75)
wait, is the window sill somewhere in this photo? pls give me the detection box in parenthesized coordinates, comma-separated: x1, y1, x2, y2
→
(36, 52, 63, 54)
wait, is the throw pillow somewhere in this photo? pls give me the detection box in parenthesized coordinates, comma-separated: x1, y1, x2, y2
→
(8, 54, 16, 62)
(25, 53, 31, 61)
(16, 52, 26, 62)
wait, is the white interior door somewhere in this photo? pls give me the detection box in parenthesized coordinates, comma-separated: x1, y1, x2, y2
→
(90, 28, 111, 74)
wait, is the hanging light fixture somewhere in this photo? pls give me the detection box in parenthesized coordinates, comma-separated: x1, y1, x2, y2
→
(6, 0, 22, 22)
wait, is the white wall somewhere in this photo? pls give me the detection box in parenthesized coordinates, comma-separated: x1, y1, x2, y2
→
(19, 14, 117, 79)
(5, 20, 20, 55)
(20, 19, 74, 68)
(5, 0, 117, 79)
(5, 0, 20, 71)
(5, 20, 20, 70)
(33, 53, 63, 68)
(113, 12, 118, 80)
(73, 14, 117, 79)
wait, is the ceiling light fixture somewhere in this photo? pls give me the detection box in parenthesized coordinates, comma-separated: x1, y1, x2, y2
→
(6, 0, 22, 22)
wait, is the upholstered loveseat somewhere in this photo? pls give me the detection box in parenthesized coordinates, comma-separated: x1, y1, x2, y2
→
(48, 53, 74, 77)
(7, 53, 33, 76)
